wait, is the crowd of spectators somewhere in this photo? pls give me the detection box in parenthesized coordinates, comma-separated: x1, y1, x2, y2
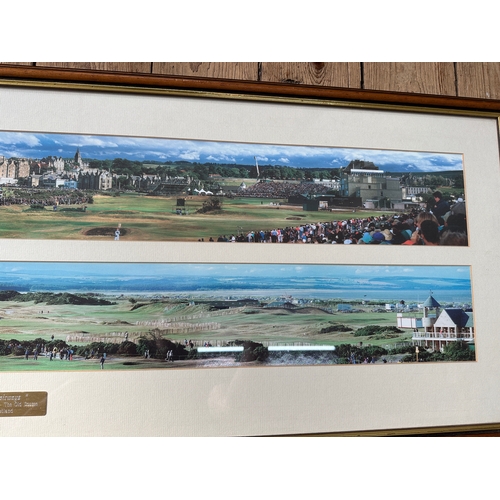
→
(240, 180, 330, 198)
(0, 189, 92, 206)
(211, 192, 468, 246)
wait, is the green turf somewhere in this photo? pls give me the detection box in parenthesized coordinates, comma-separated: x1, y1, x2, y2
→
(0, 193, 383, 241)
(0, 295, 414, 371)
(0, 298, 407, 347)
(0, 355, 170, 371)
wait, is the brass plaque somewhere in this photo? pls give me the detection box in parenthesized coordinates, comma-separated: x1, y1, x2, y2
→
(0, 392, 47, 417)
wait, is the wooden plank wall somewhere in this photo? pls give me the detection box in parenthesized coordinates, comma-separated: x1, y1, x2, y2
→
(1, 62, 500, 100)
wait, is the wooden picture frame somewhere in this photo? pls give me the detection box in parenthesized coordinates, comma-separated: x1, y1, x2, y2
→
(0, 66, 499, 436)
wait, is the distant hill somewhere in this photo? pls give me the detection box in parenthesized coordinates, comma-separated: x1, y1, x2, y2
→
(0, 291, 114, 305)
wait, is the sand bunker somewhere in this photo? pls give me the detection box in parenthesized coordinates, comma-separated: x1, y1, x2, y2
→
(83, 227, 129, 237)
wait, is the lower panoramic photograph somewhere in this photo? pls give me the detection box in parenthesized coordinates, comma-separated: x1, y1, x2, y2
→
(0, 262, 474, 371)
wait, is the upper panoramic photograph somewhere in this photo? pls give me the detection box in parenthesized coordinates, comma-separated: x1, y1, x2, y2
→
(0, 131, 467, 245)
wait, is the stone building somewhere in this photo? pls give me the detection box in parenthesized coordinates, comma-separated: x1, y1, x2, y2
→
(78, 171, 112, 191)
(402, 186, 431, 200)
(340, 168, 402, 208)
(150, 176, 190, 195)
(99, 172, 112, 190)
(51, 156, 65, 173)
(74, 148, 89, 169)
(338, 160, 402, 208)
(131, 174, 162, 191)
(0, 156, 30, 179)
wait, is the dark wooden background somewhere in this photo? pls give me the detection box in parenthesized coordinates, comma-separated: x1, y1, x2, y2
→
(0, 61, 498, 436)
(1, 62, 500, 100)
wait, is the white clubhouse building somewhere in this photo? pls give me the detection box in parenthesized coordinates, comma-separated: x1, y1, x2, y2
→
(396, 293, 474, 351)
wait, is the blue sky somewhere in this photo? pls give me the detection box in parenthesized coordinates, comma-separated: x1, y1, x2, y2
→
(0, 262, 469, 279)
(0, 131, 463, 172)
(0, 263, 471, 294)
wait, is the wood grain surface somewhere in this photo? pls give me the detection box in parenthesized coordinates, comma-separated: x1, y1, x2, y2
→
(456, 62, 500, 99)
(35, 62, 152, 73)
(363, 62, 457, 96)
(1, 62, 500, 101)
(153, 62, 258, 81)
(260, 62, 361, 88)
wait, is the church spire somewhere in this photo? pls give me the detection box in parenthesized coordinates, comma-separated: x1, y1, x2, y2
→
(74, 148, 83, 168)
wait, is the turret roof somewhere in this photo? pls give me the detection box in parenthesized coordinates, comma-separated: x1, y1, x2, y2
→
(423, 295, 441, 308)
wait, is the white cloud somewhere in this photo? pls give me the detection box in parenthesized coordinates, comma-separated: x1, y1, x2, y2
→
(67, 136, 119, 148)
(0, 132, 41, 147)
(206, 154, 237, 163)
(179, 151, 200, 161)
(0, 149, 24, 158)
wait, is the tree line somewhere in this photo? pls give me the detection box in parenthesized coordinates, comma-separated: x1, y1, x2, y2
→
(83, 158, 342, 181)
